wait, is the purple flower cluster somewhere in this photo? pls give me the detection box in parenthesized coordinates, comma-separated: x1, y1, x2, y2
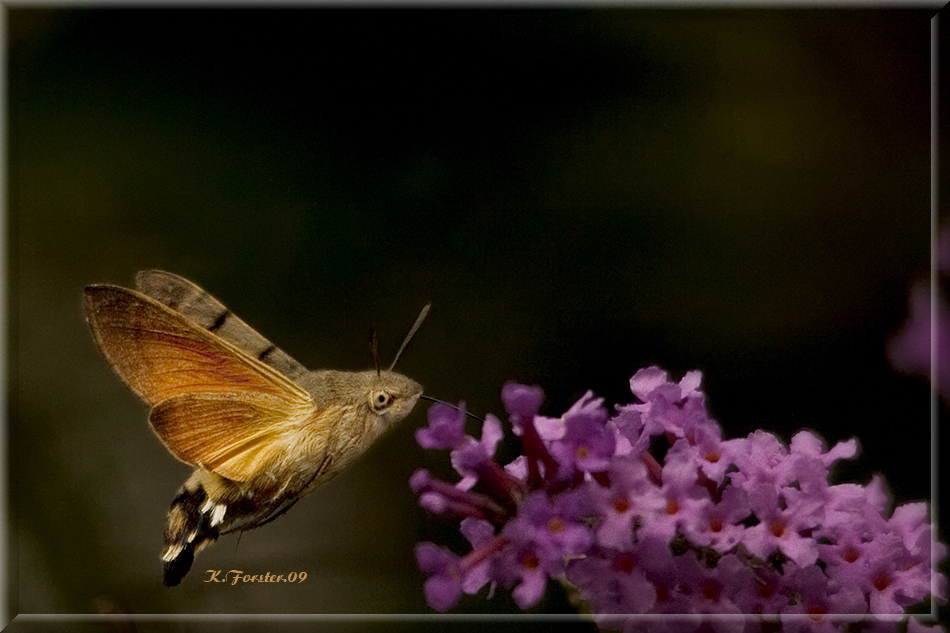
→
(412, 368, 947, 632)
(889, 224, 950, 403)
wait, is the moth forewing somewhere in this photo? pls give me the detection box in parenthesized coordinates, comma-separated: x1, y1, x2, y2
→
(134, 269, 310, 382)
(84, 284, 311, 407)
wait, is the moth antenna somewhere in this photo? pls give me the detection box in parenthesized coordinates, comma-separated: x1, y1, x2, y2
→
(369, 327, 381, 377)
(370, 327, 382, 377)
(388, 303, 431, 371)
(420, 394, 486, 424)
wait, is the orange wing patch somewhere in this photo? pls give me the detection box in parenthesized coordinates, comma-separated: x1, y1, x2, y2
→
(84, 285, 311, 407)
(149, 393, 303, 482)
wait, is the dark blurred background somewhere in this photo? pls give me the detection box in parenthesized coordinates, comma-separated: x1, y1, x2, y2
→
(7, 7, 945, 632)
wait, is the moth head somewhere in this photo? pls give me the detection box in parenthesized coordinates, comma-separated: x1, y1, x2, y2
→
(366, 370, 423, 425)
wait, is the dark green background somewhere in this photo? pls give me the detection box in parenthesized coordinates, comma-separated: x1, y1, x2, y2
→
(8, 7, 944, 631)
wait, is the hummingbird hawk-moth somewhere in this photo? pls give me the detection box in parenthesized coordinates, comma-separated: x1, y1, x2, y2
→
(84, 271, 426, 586)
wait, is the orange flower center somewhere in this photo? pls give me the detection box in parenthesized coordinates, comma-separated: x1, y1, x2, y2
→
(873, 574, 890, 591)
(614, 552, 636, 574)
(521, 553, 540, 570)
(700, 581, 720, 602)
(807, 604, 827, 621)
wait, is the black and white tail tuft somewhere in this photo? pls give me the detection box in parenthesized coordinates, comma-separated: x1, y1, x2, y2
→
(161, 485, 225, 587)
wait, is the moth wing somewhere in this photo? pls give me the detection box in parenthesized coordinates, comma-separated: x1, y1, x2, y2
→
(149, 392, 307, 482)
(134, 270, 311, 382)
(84, 284, 313, 408)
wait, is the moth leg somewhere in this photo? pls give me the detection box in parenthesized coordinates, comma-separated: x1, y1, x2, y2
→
(221, 455, 331, 535)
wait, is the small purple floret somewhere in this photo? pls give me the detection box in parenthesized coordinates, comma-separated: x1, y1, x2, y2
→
(415, 542, 463, 612)
(415, 402, 467, 449)
(549, 391, 615, 474)
(501, 382, 544, 431)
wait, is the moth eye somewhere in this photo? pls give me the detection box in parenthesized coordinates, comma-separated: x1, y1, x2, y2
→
(370, 390, 393, 412)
